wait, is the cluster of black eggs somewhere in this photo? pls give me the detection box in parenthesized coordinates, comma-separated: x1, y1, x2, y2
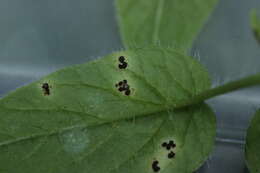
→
(152, 140, 177, 172)
(115, 56, 131, 96)
(115, 80, 131, 96)
(162, 140, 176, 158)
(42, 56, 131, 96)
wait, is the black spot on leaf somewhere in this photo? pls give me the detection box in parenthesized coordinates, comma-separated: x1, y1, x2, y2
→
(42, 83, 50, 96)
(162, 140, 176, 150)
(115, 80, 131, 96)
(172, 143, 176, 148)
(161, 142, 167, 147)
(118, 56, 128, 69)
(152, 160, 160, 172)
(125, 90, 131, 96)
(168, 151, 175, 159)
(166, 144, 171, 150)
(118, 87, 124, 92)
(154, 167, 160, 172)
(118, 56, 125, 63)
(161, 140, 177, 160)
(118, 62, 128, 69)
(153, 160, 159, 164)
(169, 140, 176, 148)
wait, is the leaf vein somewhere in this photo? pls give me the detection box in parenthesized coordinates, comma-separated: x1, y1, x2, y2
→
(153, 0, 165, 44)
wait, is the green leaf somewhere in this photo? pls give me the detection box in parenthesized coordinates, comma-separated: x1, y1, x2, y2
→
(0, 47, 215, 173)
(250, 9, 260, 43)
(245, 110, 260, 173)
(116, 0, 218, 51)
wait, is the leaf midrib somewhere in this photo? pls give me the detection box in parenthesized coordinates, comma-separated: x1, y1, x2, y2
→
(153, 0, 165, 44)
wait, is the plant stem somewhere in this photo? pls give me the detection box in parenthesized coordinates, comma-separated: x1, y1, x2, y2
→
(176, 73, 260, 109)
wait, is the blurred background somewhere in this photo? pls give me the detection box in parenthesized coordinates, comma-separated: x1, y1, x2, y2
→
(0, 0, 260, 172)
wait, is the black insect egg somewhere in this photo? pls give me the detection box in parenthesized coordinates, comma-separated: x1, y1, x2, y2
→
(118, 62, 127, 69)
(42, 83, 50, 95)
(118, 56, 125, 63)
(42, 83, 49, 89)
(168, 151, 175, 159)
(118, 55, 128, 69)
(119, 81, 123, 86)
(166, 144, 171, 150)
(161, 142, 167, 147)
(125, 90, 131, 96)
(152, 160, 160, 172)
(118, 87, 124, 92)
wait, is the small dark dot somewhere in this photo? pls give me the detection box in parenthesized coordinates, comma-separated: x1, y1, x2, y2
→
(161, 142, 167, 147)
(153, 161, 159, 165)
(42, 83, 49, 89)
(118, 81, 123, 86)
(169, 140, 176, 148)
(118, 56, 125, 63)
(118, 62, 128, 69)
(42, 83, 50, 95)
(118, 87, 124, 92)
(123, 79, 127, 83)
(153, 167, 160, 172)
(166, 144, 171, 150)
(168, 151, 175, 159)
(125, 90, 131, 96)
(123, 62, 128, 67)
(152, 160, 160, 172)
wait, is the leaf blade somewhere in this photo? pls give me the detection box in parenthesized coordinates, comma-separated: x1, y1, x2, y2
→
(245, 110, 260, 173)
(116, 0, 218, 51)
(250, 8, 260, 43)
(0, 47, 215, 173)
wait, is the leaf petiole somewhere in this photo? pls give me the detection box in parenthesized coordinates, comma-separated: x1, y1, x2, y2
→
(176, 73, 260, 109)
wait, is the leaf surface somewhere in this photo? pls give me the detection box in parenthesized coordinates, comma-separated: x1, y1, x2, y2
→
(250, 9, 260, 43)
(245, 110, 260, 173)
(116, 0, 218, 50)
(0, 47, 215, 173)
